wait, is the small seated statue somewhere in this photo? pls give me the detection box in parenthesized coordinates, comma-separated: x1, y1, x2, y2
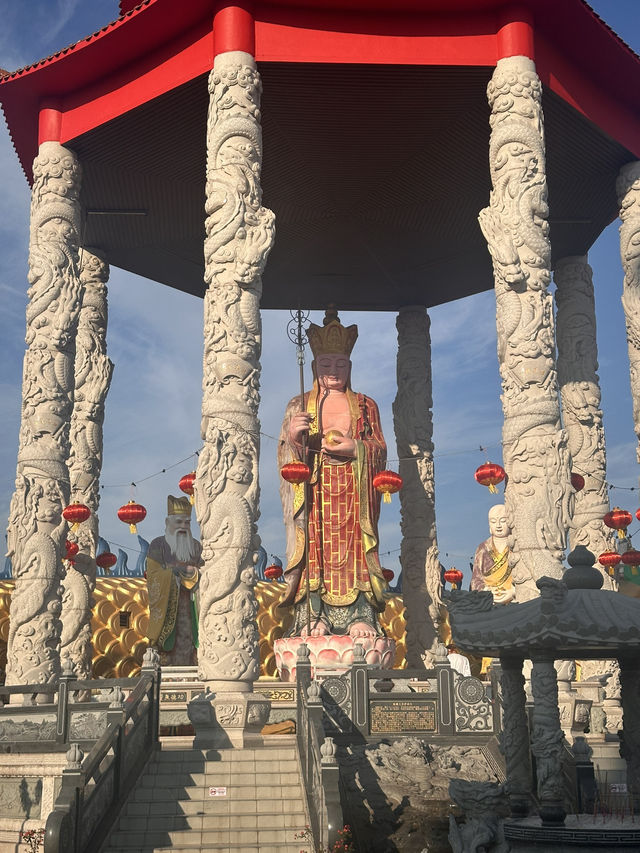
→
(471, 504, 514, 604)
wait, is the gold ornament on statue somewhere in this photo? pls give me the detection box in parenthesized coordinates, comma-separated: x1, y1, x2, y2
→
(324, 429, 343, 446)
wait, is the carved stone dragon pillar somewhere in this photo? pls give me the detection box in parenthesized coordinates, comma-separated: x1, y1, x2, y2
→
(62, 249, 113, 678)
(499, 655, 532, 817)
(393, 307, 441, 666)
(618, 162, 640, 473)
(530, 653, 566, 825)
(194, 51, 275, 694)
(478, 56, 571, 602)
(6, 142, 83, 686)
(554, 256, 615, 587)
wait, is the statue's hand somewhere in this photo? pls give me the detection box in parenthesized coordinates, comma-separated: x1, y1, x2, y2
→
(322, 435, 356, 458)
(492, 587, 515, 605)
(289, 412, 312, 445)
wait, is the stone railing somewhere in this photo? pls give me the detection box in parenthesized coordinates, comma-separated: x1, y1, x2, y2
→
(296, 645, 343, 851)
(43, 650, 160, 853)
(330, 646, 497, 740)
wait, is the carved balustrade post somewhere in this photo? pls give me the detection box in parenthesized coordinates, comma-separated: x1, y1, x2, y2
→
(478, 56, 571, 601)
(530, 654, 566, 825)
(194, 50, 275, 693)
(499, 655, 532, 817)
(6, 142, 83, 688)
(554, 256, 615, 583)
(393, 307, 441, 667)
(62, 249, 113, 678)
(617, 162, 640, 474)
(619, 655, 640, 807)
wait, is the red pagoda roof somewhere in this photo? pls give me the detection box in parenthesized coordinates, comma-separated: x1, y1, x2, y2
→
(0, 0, 638, 309)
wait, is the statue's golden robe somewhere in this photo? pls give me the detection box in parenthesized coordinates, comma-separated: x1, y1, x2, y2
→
(146, 537, 201, 662)
(279, 386, 387, 614)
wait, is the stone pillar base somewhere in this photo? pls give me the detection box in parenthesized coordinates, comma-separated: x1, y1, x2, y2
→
(187, 692, 271, 749)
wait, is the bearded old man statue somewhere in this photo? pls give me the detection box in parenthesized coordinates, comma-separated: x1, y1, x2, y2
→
(146, 495, 202, 665)
(278, 308, 388, 639)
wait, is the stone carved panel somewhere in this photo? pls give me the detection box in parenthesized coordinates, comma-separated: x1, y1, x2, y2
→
(454, 676, 493, 733)
(618, 162, 640, 468)
(0, 777, 42, 819)
(195, 52, 275, 688)
(393, 307, 441, 666)
(6, 142, 83, 685)
(554, 256, 616, 583)
(63, 249, 113, 678)
(478, 57, 570, 601)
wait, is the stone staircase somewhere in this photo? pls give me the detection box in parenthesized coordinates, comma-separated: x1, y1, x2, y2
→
(102, 737, 313, 853)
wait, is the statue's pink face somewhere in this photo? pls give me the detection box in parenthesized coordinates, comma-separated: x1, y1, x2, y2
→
(315, 353, 351, 391)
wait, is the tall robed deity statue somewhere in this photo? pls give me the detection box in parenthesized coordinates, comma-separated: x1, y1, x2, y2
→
(146, 495, 202, 665)
(471, 503, 514, 604)
(278, 309, 389, 639)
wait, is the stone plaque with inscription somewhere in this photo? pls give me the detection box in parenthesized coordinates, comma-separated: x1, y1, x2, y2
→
(370, 700, 437, 734)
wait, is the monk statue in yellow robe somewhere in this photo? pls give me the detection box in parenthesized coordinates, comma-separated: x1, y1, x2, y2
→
(278, 309, 388, 639)
(471, 503, 514, 604)
(146, 495, 202, 665)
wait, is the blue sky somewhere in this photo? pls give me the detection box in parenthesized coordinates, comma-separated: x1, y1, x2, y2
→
(1, 0, 639, 583)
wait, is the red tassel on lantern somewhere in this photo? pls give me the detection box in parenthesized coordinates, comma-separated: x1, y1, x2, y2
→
(117, 500, 147, 534)
(373, 470, 403, 504)
(280, 461, 311, 485)
(598, 551, 622, 577)
(603, 507, 632, 539)
(62, 501, 91, 532)
(179, 471, 196, 505)
(474, 463, 506, 494)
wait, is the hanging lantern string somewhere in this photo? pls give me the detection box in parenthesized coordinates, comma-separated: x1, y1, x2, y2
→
(96, 417, 640, 495)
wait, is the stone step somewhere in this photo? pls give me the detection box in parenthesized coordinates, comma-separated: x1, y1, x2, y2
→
(154, 748, 298, 763)
(134, 777, 304, 799)
(130, 787, 306, 811)
(119, 811, 308, 831)
(127, 798, 307, 819)
(147, 759, 300, 775)
(105, 845, 312, 852)
(108, 827, 310, 847)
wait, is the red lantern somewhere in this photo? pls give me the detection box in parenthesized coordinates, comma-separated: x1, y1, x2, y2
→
(62, 501, 90, 532)
(117, 500, 147, 534)
(621, 549, 640, 567)
(444, 568, 464, 589)
(474, 463, 506, 494)
(571, 473, 585, 492)
(598, 551, 621, 568)
(179, 471, 196, 505)
(264, 564, 283, 581)
(373, 470, 403, 504)
(280, 461, 311, 485)
(603, 507, 632, 539)
(96, 551, 117, 573)
(635, 508, 640, 523)
(382, 568, 394, 583)
(64, 540, 79, 563)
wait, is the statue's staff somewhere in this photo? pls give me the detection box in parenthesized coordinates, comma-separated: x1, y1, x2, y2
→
(287, 308, 312, 638)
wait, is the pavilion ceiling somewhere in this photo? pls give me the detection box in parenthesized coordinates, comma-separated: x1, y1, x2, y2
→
(71, 61, 632, 310)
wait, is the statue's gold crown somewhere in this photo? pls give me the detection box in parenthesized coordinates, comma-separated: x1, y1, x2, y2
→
(167, 495, 192, 517)
(308, 307, 358, 358)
